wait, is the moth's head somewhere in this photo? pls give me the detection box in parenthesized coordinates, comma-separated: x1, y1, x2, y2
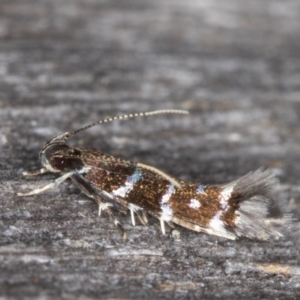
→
(39, 132, 71, 173)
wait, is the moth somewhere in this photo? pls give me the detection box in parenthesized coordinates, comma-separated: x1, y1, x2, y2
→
(18, 109, 286, 240)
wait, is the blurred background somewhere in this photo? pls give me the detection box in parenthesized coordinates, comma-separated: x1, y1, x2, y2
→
(1, 1, 300, 299)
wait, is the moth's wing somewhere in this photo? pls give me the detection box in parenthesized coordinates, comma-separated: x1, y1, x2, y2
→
(79, 148, 137, 171)
(79, 148, 175, 185)
(71, 172, 128, 214)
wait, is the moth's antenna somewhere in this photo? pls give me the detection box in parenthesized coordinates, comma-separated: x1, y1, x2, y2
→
(65, 109, 189, 140)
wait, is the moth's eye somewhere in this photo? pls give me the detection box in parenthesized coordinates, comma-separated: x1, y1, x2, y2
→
(69, 148, 81, 156)
(52, 157, 70, 171)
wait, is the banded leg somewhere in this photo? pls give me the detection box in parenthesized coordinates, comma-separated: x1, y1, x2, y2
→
(159, 219, 174, 234)
(128, 204, 140, 226)
(98, 202, 112, 217)
(128, 204, 148, 227)
(17, 171, 74, 196)
(22, 168, 49, 176)
(167, 221, 175, 229)
(135, 210, 148, 226)
(71, 174, 113, 216)
(105, 206, 127, 240)
(71, 174, 127, 239)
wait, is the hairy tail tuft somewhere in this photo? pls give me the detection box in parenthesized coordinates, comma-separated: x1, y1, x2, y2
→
(221, 168, 290, 240)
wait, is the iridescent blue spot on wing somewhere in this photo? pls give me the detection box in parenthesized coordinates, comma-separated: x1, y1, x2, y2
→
(129, 169, 143, 183)
(196, 185, 206, 194)
(112, 169, 144, 197)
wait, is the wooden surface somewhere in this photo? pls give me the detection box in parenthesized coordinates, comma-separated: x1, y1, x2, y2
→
(1, 0, 300, 299)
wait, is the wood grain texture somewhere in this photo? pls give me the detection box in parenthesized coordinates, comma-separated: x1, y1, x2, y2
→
(1, 0, 300, 299)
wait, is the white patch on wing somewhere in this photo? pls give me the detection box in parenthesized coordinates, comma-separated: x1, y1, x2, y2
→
(221, 185, 234, 199)
(206, 185, 234, 236)
(219, 184, 234, 211)
(201, 182, 238, 239)
(160, 184, 175, 221)
(78, 166, 92, 174)
(161, 184, 175, 203)
(112, 170, 143, 197)
(220, 196, 229, 211)
(112, 186, 127, 197)
(188, 199, 201, 209)
(208, 211, 235, 239)
(161, 204, 173, 221)
(209, 211, 223, 230)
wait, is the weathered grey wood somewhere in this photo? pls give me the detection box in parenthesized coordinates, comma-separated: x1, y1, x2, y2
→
(1, 0, 300, 299)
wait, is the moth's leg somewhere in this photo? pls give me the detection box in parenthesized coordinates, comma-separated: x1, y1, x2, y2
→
(141, 211, 149, 225)
(135, 210, 148, 226)
(71, 174, 127, 239)
(160, 219, 166, 235)
(17, 171, 74, 196)
(158, 219, 175, 234)
(167, 221, 175, 229)
(105, 206, 127, 240)
(128, 204, 139, 226)
(130, 207, 136, 226)
(71, 175, 116, 218)
(98, 202, 112, 217)
(71, 175, 113, 216)
(22, 168, 49, 176)
(127, 203, 149, 227)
